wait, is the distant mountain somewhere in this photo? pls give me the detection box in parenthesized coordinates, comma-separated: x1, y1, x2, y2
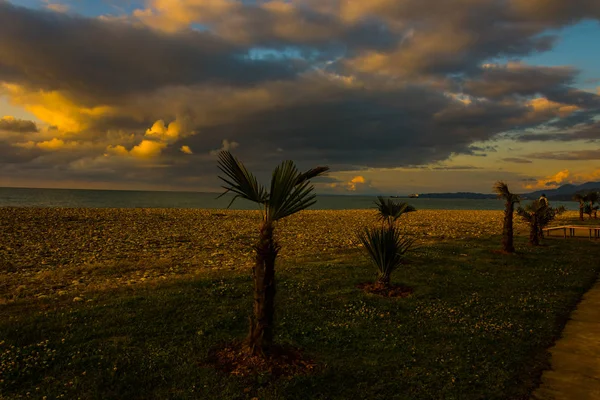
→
(393, 181, 600, 201)
(524, 181, 600, 201)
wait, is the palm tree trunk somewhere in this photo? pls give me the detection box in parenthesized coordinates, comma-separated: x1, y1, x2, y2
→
(503, 202, 515, 253)
(579, 203, 584, 221)
(375, 274, 391, 290)
(246, 221, 278, 356)
(529, 217, 540, 246)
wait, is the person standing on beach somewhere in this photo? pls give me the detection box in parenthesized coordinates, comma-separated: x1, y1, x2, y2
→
(539, 193, 549, 207)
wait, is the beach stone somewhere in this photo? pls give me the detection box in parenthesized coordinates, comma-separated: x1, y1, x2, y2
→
(73, 297, 84, 302)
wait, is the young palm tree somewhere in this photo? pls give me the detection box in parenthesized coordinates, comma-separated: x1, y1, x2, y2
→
(573, 193, 586, 221)
(517, 200, 557, 246)
(493, 181, 520, 253)
(537, 206, 559, 239)
(358, 225, 414, 289)
(374, 196, 416, 228)
(217, 151, 329, 356)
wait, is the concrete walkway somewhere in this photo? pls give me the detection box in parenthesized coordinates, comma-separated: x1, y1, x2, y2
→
(532, 278, 600, 400)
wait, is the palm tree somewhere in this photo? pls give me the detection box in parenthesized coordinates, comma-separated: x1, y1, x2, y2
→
(217, 151, 329, 356)
(587, 192, 599, 219)
(517, 200, 557, 246)
(573, 193, 586, 221)
(374, 196, 416, 228)
(358, 225, 414, 289)
(493, 181, 520, 253)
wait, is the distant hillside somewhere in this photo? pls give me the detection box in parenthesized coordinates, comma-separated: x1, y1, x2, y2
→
(524, 181, 600, 201)
(397, 181, 600, 200)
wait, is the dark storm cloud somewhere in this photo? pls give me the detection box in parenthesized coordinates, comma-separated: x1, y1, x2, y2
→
(470, 145, 498, 153)
(525, 149, 600, 160)
(210, 4, 399, 51)
(0, 143, 42, 164)
(0, 117, 38, 133)
(508, 0, 600, 24)
(431, 165, 483, 170)
(0, 1, 300, 102)
(505, 89, 600, 143)
(139, 0, 582, 80)
(338, 4, 563, 79)
(515, 122, 600, 142)
(544, 88, 600, 109)
(546, 109, 599, 129)
(156, 79, 533, 176)
(502, 157, 533, 164)
(463, 64, 577, 99)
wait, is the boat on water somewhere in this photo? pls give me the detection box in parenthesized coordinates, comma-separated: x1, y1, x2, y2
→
(408, 193, 419, 198)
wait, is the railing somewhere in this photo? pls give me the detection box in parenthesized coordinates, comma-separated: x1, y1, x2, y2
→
(543, 225, 600, 239)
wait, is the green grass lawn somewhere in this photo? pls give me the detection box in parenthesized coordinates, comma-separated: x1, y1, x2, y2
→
(1, 235, 599, 400)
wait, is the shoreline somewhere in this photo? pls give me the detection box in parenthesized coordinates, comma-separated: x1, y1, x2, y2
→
(0, 187, 578, 210)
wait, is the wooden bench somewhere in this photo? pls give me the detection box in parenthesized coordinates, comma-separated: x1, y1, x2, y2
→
(543, 225, 600, 239)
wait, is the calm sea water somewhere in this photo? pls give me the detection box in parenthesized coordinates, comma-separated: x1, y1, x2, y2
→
(0, 187, 578, 210)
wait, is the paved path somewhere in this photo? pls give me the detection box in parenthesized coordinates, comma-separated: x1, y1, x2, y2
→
(532, 278, 600, 400)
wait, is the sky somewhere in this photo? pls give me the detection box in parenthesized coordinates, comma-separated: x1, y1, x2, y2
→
(1, 0, 600, 195)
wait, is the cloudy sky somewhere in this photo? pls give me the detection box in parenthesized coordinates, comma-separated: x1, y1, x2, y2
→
(1, 0, 599, 194)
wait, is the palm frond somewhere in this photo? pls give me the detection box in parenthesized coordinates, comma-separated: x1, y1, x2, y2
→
(358, 225, 414, 280)
(295, 166, 330, 185)
(516, 206, 533, 223)
(267, 161, 300, 221)
(493, 181, 520, 204)
(273, 179, 318, 220)
(217, 151, 268, 208)
(374, 196, 416, 224)
(266, 161, 327, 221)
(517, 200, 557, 228)
(493, 181, 509, 197)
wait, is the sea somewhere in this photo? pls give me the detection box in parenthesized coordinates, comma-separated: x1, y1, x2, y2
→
(0, 187, 578, 211)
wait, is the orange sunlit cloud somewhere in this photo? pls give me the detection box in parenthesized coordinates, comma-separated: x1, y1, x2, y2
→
(325, 175, 368, 192)
(524, 168, 600, 190)
(129, 140, 166, 158)
(2, 83, 114, 133)
(180, 145, 193, 155)
(348, 175, 366, 191)
(146, 119, 182, 143)
(527, 98, 579, 118)
(15, 138, 92, 151)
(44, 1, 69, 13)
(524, 169, 570, 189)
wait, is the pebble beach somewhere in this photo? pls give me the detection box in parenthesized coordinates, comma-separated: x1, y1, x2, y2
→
(0, 208, 575, 303)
